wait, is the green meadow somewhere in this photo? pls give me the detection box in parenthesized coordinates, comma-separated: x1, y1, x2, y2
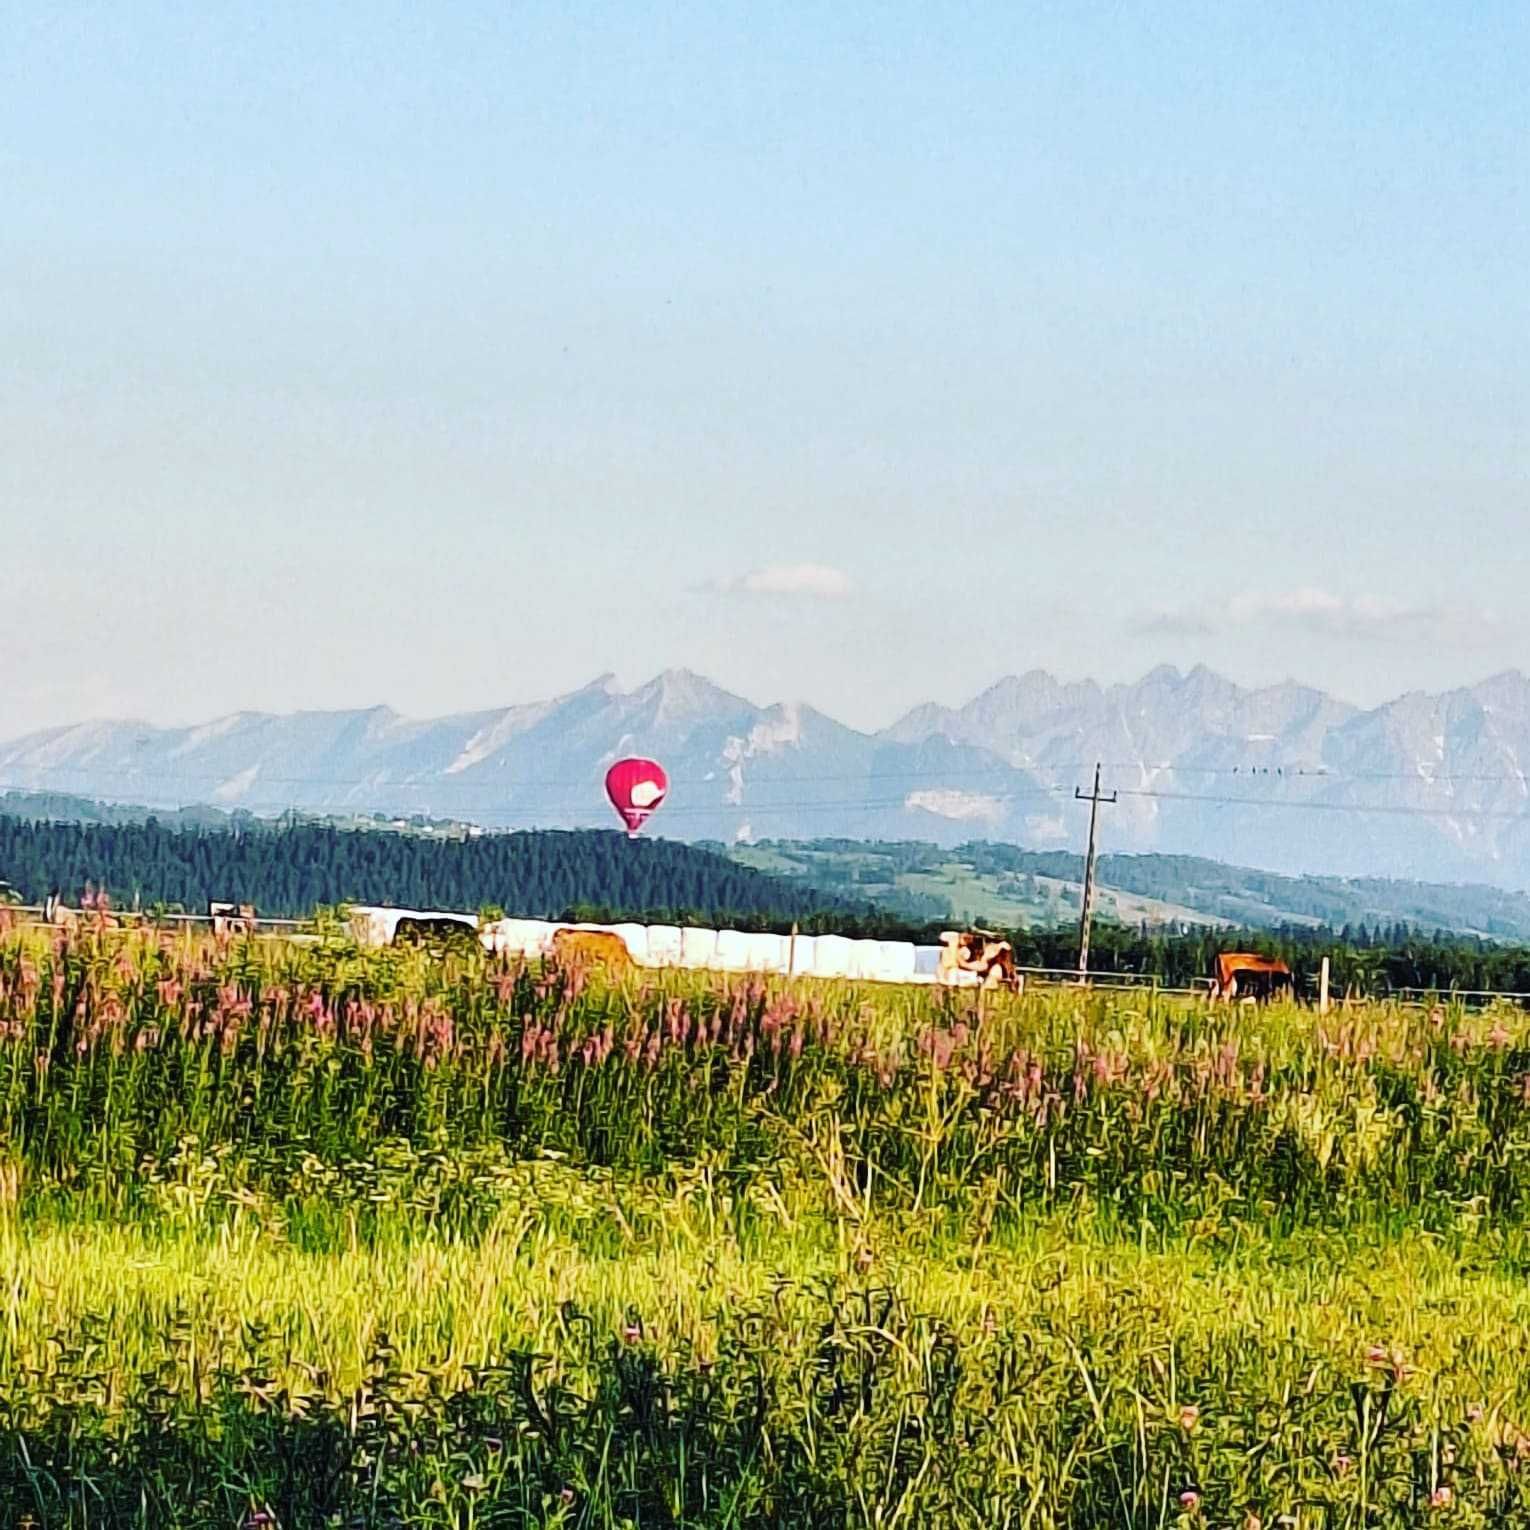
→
(2, 915, 1529, 1526)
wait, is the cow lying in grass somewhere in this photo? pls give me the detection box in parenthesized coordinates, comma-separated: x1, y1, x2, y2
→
(937, 930, 1022, 991)
(550, 928, 635, 972)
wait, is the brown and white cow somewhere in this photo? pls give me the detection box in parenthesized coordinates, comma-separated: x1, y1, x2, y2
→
(937, 929, 1022, 991)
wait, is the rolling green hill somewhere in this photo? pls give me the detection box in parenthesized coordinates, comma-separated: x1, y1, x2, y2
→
(723, 838, 1530, 940)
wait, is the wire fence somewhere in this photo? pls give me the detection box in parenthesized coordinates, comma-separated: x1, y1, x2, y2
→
(9, 903, 1530, 1007)
(6, 905, 310, 933)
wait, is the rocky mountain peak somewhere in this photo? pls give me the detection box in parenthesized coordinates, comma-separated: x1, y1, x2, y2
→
(5, 667, 1530, 889)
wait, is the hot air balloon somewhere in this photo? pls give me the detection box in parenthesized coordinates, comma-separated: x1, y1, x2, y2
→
(605, 757, 669, 837)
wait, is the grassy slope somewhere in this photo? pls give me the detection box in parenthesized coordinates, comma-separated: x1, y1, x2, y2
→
(731, 838, 1530, 936)
(732, 842, 1229, 928)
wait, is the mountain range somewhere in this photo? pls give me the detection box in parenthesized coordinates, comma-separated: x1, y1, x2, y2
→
(4, 666, 1530, 889)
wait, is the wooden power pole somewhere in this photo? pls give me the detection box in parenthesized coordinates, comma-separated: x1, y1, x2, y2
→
(1075, 762, 1117, 979)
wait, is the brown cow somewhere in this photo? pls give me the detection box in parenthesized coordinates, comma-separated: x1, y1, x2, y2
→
(1212, 952, 1293, 1002)
(550, 928, 635, 972)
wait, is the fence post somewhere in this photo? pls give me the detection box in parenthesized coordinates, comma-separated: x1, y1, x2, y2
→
(1319, 957, 1331, 1016)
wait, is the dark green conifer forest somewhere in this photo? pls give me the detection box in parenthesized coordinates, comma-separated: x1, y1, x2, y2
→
(0, 818, 847, 925)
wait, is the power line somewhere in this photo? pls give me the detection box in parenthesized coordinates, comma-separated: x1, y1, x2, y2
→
(5, 773, 1530, 825)
(6, 755, 1530, 792)
(1116, 786, 1530, 822)
(0, 784, 1072, 823)
(4, 771, 1530, 827)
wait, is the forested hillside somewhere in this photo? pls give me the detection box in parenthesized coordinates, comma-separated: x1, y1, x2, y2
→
(0, 818, 849, 924)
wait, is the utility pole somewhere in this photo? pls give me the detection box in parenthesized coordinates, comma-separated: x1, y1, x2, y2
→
(1074, 763, 1117, 980)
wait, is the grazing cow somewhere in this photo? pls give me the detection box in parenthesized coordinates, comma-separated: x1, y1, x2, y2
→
(392, 916, 482, 951)
(550, 928, 635, 972)
(1211, 952, 1292, 1002)
(348, 906, 480, 948)
(937, 930, 1022, 991)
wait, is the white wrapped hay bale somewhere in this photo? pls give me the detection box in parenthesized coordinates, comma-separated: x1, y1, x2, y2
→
(739, 932, 790, 973)
(679, 927, 719, 969)
(848, 940, 885, 981)
(645, 925, 684, 968)
(788, 933, 817, 977)
(480, 918, 558, 957)
(874, 941, 917, 984)
(610, 923, 650, 966)
(912, 946, 944, 983)
(812, 935, 854, 979)
(714, 930, 752, 971)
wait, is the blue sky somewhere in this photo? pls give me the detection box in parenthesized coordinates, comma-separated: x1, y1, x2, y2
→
(2, 1, 1526, 737)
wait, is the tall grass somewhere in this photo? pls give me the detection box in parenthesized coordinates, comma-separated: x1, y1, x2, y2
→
(4, 920, 1530, 1229)
(5, 918, 1530, 1524)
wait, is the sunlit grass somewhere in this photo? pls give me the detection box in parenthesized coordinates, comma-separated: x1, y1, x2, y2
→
(5, 918, 1530, 1524)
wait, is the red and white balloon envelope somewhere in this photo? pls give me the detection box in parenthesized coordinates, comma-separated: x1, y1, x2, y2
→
(604, 757, 669, 837)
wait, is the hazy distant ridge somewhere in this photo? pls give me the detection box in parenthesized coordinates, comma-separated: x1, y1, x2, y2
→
(4, 665, 1530, 888)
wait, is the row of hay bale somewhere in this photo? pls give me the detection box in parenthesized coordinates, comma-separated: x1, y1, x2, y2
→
(476, 916, 966, 985)
(348, 907, 993, 987)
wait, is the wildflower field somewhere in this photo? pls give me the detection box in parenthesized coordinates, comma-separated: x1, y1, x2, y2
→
(5, 916, 1530, 1526)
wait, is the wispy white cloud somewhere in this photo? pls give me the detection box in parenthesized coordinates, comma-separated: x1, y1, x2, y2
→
(1132, 609, 1216, 639)
(1227, 589, 1433, 635)
(706, 563, 853, 600)
(1131, 587, 1503, 646)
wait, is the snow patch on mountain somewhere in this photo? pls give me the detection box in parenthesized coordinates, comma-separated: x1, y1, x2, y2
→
(905, 789, 1006, 824)
(213, 766, 260, 801)
(721, 705, 807, 805)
